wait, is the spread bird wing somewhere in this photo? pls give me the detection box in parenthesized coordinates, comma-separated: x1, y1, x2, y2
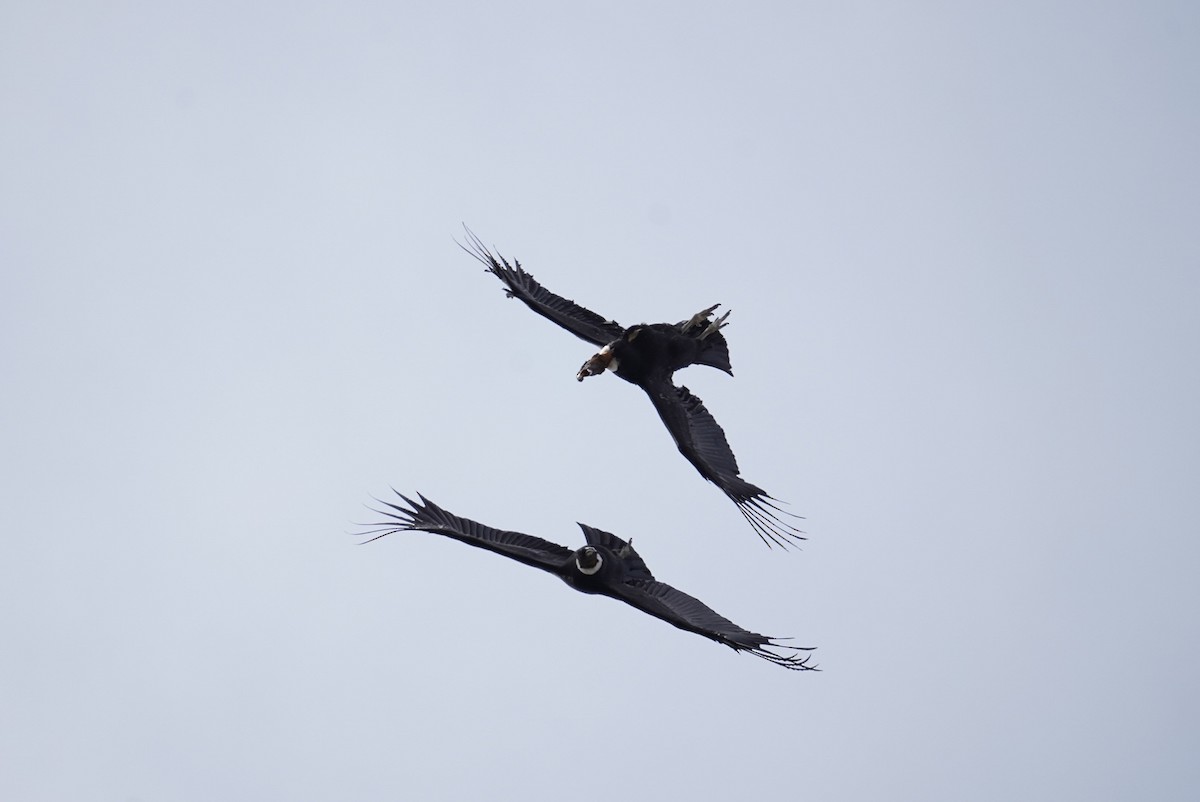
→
(577, 523, 655, 581)
(645, 383, 806, 549)
(611, 578, 816, 670)
(459, 227, 625, 347)
(361, 491, 573, 573)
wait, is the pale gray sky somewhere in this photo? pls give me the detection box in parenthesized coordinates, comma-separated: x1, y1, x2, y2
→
(3, 2, 1198, 800)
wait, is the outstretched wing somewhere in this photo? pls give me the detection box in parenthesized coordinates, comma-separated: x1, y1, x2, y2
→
(645, 383, 806, 549)
(612, 578, 816, 670)
(361, 491, 573, 574)
(577, 523, 655, 581)
(459, 227, 625, 347)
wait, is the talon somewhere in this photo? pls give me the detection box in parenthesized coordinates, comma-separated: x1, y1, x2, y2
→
(699, 310, 731, 339)
(681, 303, 721, 332)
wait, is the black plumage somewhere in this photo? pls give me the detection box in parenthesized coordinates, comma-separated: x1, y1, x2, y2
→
(460, 229, 804, 549)
(362, 492, 815, 670)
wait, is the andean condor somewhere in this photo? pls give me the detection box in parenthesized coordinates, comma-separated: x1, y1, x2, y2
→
(362, 491, 816, 670)
(460, 229, 804, 549)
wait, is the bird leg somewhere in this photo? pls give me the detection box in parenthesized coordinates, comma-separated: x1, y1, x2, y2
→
(680, 303, 722, 333)
(698, 309, 731, 339)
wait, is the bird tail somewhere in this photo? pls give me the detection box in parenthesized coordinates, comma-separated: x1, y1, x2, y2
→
(696, 331, 733, 375)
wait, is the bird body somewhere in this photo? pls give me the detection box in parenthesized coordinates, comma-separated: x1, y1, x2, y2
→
(362, 492, 815, 670)
(580, 322, 730, 385)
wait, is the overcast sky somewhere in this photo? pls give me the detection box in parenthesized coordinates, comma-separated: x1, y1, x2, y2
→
(3, 2, 1198, 800)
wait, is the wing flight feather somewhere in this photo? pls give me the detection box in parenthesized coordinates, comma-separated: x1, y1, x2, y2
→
(645, 383, 806, 549)
(361, 492, 573, 573)
(615, 579, 816, 670)
(460, 227, 625, 347)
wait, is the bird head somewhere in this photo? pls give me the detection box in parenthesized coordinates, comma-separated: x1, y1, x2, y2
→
(575, 546, 603, 575)
(576, 344, 618, 381)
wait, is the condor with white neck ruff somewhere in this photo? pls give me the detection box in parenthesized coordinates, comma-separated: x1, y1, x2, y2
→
(361, 492, 816, 671)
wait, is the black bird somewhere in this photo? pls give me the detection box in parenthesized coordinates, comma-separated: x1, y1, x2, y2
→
(362, 492, 816, 670)
(460, 229, 804, 549)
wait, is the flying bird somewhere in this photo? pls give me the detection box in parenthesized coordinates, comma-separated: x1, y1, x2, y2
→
(361, 492, 816, 670)
(459, 228, 804, 549)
